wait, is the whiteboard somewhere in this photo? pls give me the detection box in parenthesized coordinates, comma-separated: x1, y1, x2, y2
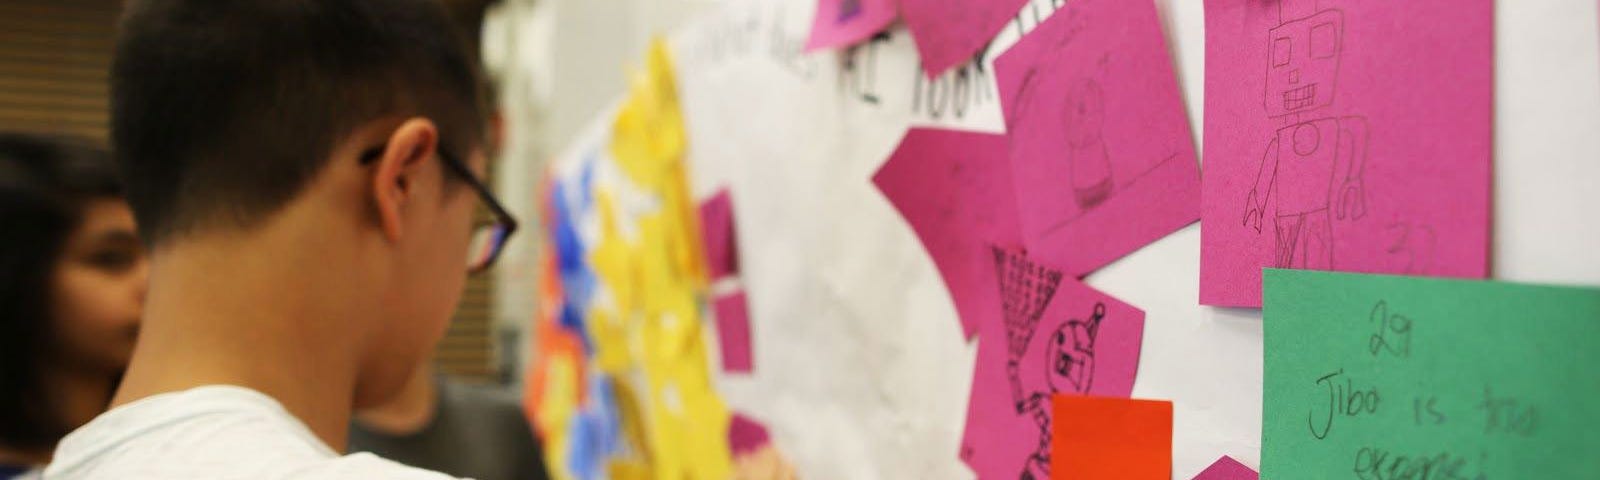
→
(549, 0, 1600, 477)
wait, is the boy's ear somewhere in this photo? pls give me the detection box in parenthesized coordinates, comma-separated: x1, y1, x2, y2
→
(371, 118, 439, 242)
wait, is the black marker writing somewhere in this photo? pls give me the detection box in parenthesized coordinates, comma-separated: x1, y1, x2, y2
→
(1386, 220, 1438, 275)
(1369, 300, 1413, 359)
(1353, 447, 1487, 480)
(1011, 0, 1066, 38)
(1413, 396, 1446, 426)
(1309, 369, 1380, 440)
(840, 32, 892, 105)
(911, 42, 993, 121)
(1477, 386, 1537, 437)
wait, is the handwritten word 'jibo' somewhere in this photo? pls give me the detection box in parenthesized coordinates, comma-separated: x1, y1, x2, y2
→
(1310, 369, 1380, 440)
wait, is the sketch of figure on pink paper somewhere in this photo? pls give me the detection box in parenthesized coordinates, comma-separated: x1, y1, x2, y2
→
(1200, 0, 1491, 307)
(1062, 77, 1113, 210)
(991, 247, 1063, 479)
(994, 0, 1201, 278)
(960, 247, 1143, 480)
(1242, 1, 1370, 271)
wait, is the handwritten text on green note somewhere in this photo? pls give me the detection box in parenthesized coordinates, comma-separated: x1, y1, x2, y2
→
(1263, 269, 1600, 479)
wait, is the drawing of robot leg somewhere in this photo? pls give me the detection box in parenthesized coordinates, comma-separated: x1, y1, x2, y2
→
(1273, 214, 1306, 268)
(1302, 209, 1333, 269)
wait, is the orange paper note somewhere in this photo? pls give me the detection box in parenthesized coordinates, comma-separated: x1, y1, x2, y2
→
(1051, 396, 1172, 480)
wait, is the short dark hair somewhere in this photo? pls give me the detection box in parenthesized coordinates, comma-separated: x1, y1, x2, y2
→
(112, 0, 488, 244)
(0, 133, 122, 451)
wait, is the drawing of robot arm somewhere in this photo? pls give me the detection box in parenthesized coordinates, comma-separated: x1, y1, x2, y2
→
(1007, 360, 1043, 415)
(1019, 408, 1051, 480)
(1020, 459, 1049, 480)
(1244, 137, 1280, 232)
(1007, 356, 1052, 480)
(1334, 115, 1369, 220)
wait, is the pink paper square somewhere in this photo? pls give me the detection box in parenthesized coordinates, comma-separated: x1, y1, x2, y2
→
(713, 291, 754, 373)
(959, 248, 1145, 478)
(1199, 0, 1493, 307)
(700, 188, 739, 280)
(1192, 456, 1258, 480)
(728, 412, 772, 455)
(874, 128, 1022, 340)
(901, 0, 1029, 77)
(804, 0, 898, 52)
(995, 0, 1201, 278)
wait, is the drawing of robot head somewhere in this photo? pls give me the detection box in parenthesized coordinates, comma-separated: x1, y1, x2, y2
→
(1046, 302, 1105, 394)
(1264, 8, 1344, 117)
(1062, 77, 1106, 149)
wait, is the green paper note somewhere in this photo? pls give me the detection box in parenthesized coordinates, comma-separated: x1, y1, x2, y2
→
(1263, 269, 1600, 479)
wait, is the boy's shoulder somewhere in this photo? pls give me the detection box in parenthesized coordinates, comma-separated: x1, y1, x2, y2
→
(45, 385, 464, 480)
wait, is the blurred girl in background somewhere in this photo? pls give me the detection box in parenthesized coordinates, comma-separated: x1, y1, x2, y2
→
(0, 133, 145, 478)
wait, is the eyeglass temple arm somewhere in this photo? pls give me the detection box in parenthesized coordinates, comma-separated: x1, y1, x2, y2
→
(361, 146, 521, 239)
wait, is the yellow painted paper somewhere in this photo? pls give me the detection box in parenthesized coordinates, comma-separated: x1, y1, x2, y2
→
(532, 35, 737, 480)
(611, 40, 687, 193)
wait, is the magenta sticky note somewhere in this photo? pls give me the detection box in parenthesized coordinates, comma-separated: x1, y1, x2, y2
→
(700, 188, 739, 280)
(804, 0, 898, 52)
(1192, 456, 1258, 480)
(1199, 0, 1492, 307)
(958, 247, 1145, 478)
(713, 291, 753, 373)
(994, 0, 1201, 278)
(901, 0, 1028, 77)
(874, 129, 1023, 340)
(728, 412, 772, 455)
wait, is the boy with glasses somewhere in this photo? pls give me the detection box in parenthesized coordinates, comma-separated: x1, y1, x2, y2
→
(45, 0, 518, 477)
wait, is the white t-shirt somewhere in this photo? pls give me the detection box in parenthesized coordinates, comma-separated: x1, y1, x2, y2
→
(44, 385, 467, 480)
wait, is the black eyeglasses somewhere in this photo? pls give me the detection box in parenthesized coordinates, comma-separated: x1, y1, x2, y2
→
(360, 145, 519, 273)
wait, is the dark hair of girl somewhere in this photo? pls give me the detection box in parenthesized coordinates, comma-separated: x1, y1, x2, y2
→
(0, 132, 122, 451)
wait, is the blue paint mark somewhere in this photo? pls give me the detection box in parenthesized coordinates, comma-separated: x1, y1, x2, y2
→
(559, 303, 593, 353)
(548, 182, 596, 309)
(565, 411, 600, 480)
(566, 375, 623, 480)
(586, 375, 621, 456)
